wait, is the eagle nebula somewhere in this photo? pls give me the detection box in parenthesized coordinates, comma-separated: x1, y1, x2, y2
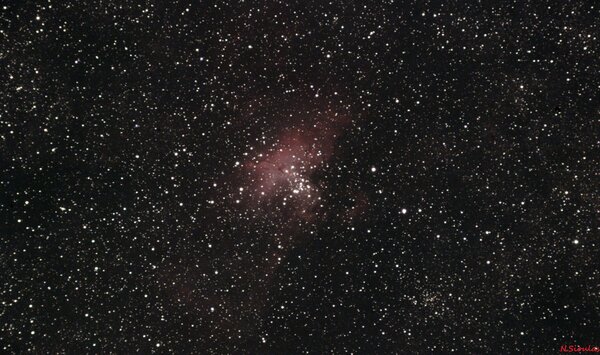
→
(5, 2, 598, 353)
(239, 109, 352, 222)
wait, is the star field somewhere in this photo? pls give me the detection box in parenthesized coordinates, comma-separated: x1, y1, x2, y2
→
(1, 1, 600, 353)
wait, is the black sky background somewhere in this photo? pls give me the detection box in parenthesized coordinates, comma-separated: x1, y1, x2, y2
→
(2, 1, 600, 353)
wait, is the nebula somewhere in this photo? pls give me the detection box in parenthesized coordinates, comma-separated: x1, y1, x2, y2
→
(172, 103, 360, 342)
(239, 109, 351, 222)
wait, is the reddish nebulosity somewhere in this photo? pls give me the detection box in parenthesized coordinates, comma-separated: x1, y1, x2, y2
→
(164, 105, 361, 340)
(242, 110, 351, 220)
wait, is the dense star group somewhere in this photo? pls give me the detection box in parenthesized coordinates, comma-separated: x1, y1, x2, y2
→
(245, 131, 322, 214)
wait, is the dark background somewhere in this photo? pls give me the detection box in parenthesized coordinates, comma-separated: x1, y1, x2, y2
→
(1, 0, 599, 353)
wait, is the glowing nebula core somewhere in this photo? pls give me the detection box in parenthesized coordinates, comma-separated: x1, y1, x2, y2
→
(240, 111, 351, 220)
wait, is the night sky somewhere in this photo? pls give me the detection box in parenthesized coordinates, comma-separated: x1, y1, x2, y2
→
(2, 1, 600, 353)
